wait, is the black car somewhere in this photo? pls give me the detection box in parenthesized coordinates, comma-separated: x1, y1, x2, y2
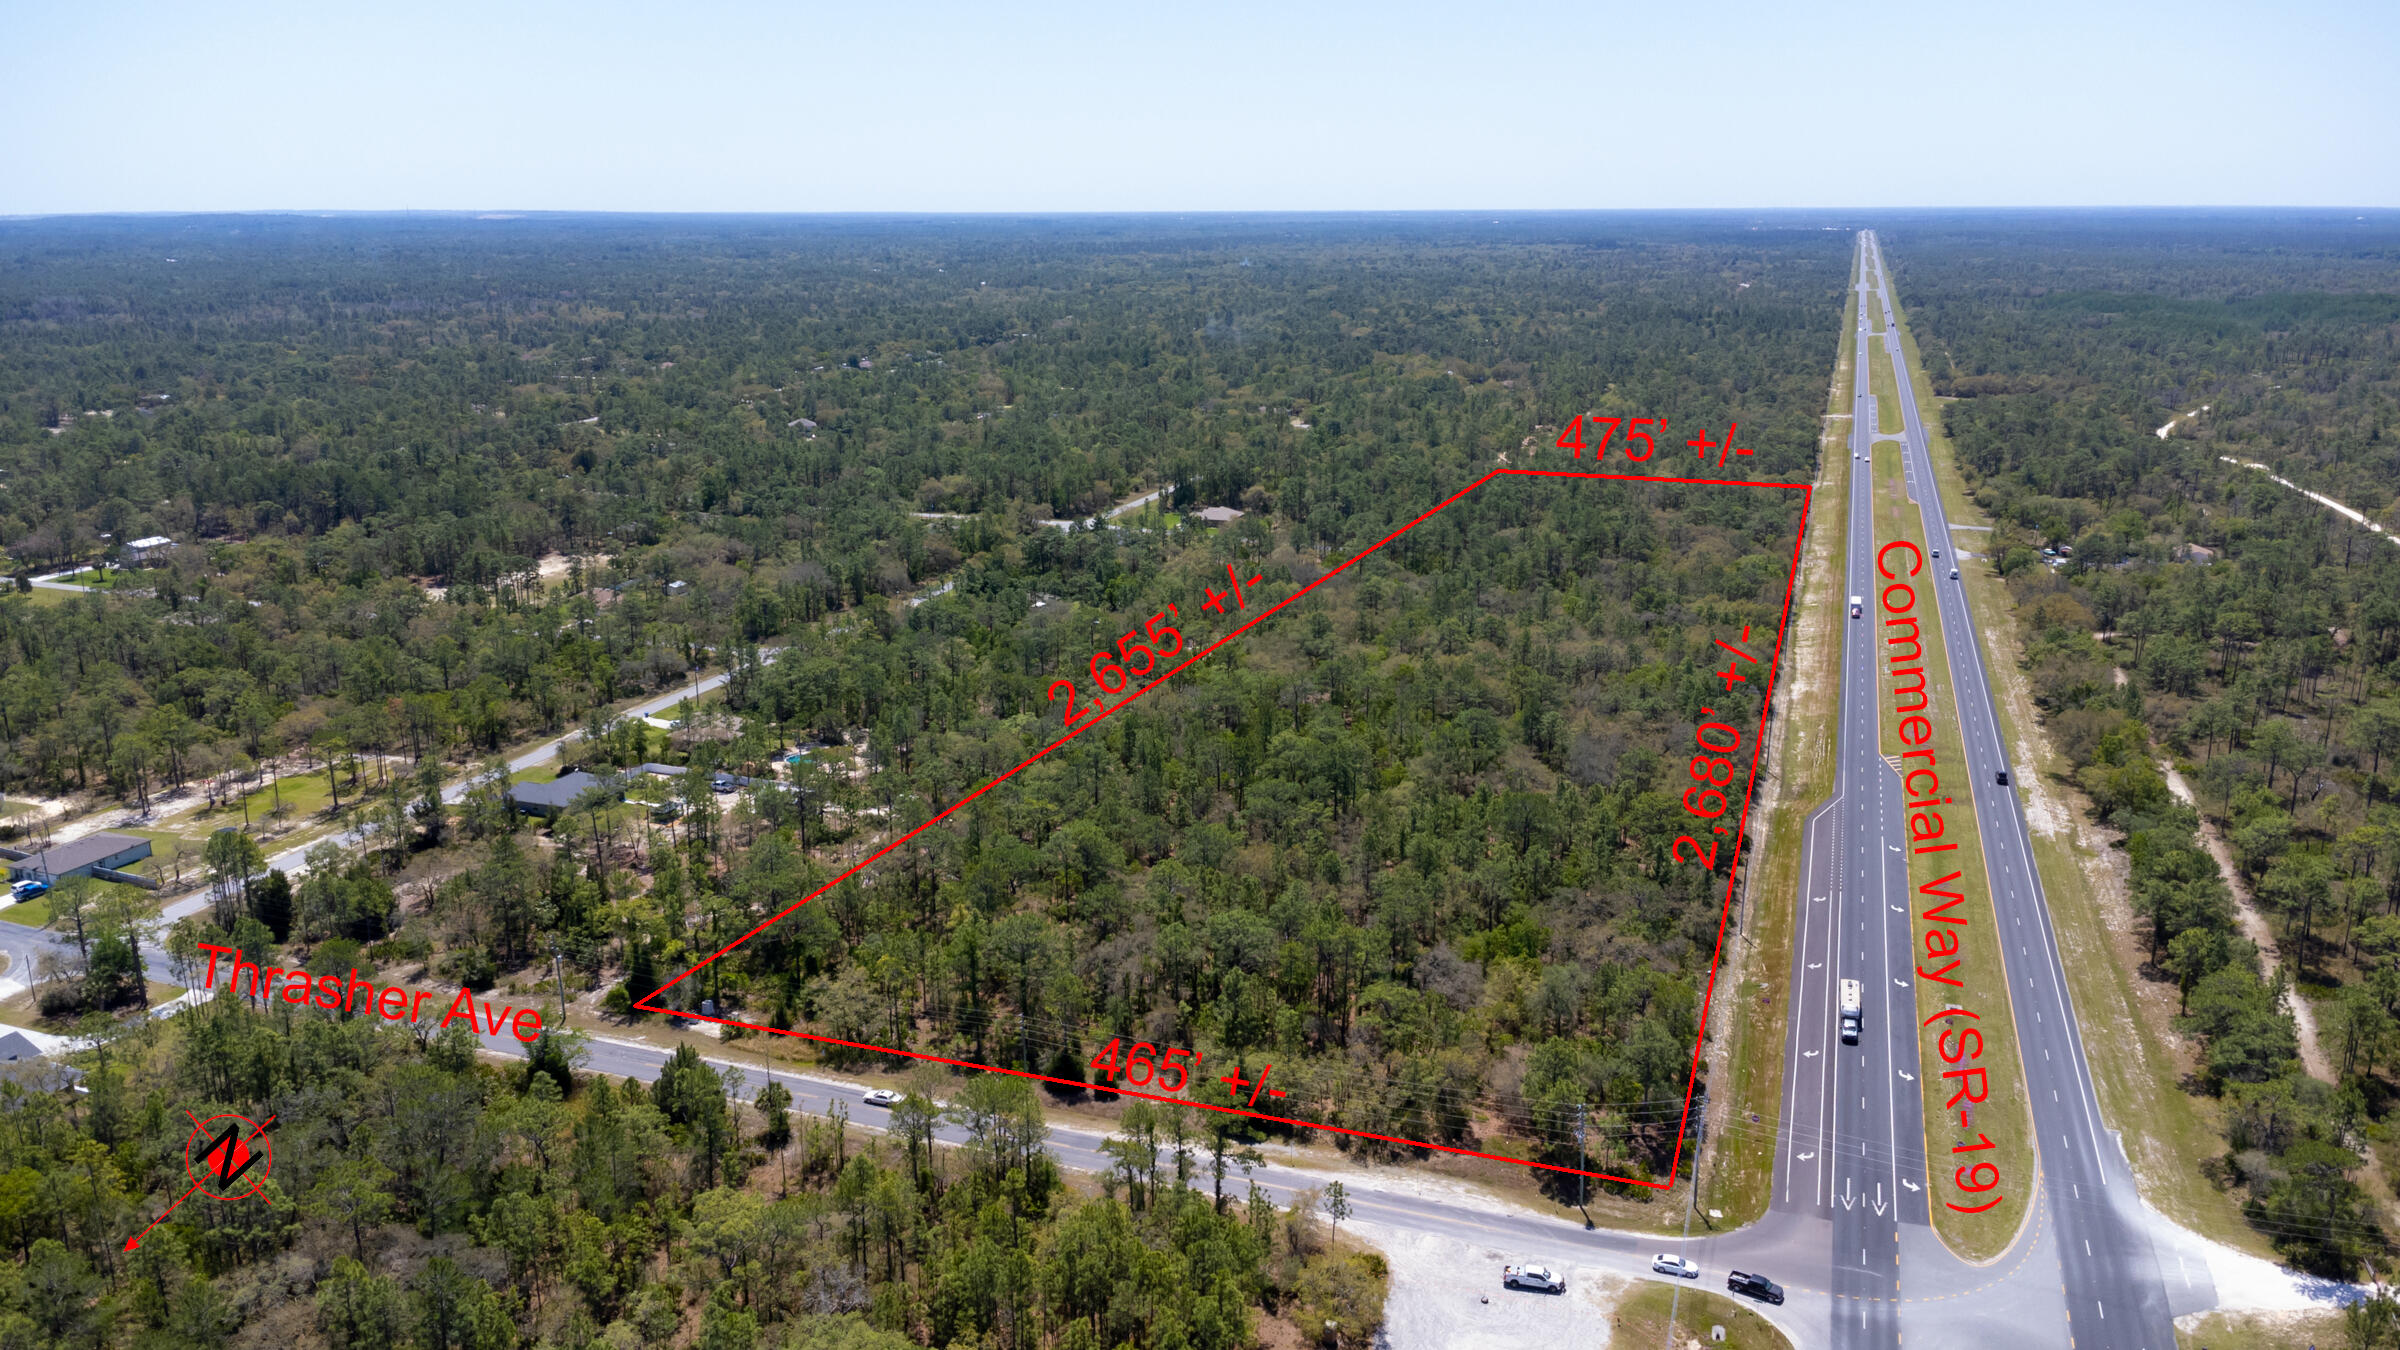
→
(1995, 768, 2010, 786)
(1727, 1270, 1784, 1305)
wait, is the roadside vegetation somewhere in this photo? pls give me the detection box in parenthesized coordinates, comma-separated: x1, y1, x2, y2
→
(0, 995, 1376, 1350)
(1702, 256, 1864, 1228)
(1606, 1282, 1791, 1349)
(1894, 213, 2400, 1276)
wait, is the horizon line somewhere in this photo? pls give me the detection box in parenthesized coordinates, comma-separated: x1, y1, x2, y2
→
(5, 204, 2398, 223)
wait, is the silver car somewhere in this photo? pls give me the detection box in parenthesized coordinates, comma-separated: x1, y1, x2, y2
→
(1652, 1254, 1700, 1279)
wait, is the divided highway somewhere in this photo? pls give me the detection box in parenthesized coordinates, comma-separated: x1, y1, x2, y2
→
(1858, 231, 2186, 1348)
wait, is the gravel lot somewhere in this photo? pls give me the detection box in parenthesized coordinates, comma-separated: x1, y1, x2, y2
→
(1359, 1218, 1634, 1348)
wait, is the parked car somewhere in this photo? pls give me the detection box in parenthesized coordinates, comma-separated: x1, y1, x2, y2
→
(8, 879, 48, 902)
(650, 800, 683, 822)
(861, 1088, 903, 1108)
(1651, 1254, 1700, 1279)
(711, 774, 737, 794)
(1502, 1263, 1564, 1293)
(1727, 1270, 1785, 1304)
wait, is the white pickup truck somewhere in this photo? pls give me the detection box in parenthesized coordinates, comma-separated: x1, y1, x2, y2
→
(1502, 1263, 1564, 1293)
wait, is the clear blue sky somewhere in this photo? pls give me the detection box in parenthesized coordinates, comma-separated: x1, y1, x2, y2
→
(4, 0, 2394, 213)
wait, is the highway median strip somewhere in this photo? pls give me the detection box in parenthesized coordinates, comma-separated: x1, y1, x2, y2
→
(1867, 347, 2035, 1262)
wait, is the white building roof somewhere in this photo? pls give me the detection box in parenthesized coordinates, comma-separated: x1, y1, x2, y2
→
(127, 535, 174, 549)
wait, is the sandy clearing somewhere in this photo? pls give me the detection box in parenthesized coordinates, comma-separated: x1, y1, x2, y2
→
(2191, 1230, 2360, 1314)
(537, 552, 608, 583)
(2154, 404, 2209, 440)
(1362, 1218, 1636, 1349)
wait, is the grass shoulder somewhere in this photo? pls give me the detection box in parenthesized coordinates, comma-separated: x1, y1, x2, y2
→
(1608, 1281, 1792, 1349)
(1701, 256, 1863, 1229)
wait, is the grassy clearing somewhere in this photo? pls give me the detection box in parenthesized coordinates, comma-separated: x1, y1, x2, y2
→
(1608, 1283, 1792, 1350)
(51, 568, 135, 590)
(1703, 260, 1861, 1229)
(0, 894, 54, 928)
(1882, 283, 2272, 1258)
(186, 764, 368, 836)
(1869, 434, 2033, 1261)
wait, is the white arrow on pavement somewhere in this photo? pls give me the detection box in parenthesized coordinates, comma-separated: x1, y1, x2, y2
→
(1898, 1069, 1915, 1081)
(1902, 1179, 1921, 1193)
(1809, 962, 1823, 970)
(1874, 1184, 1887, 1217)
(1798, 1152, 1816, 1161)
(1895, 978, 1909, 988)
(1804, 1050, 1820, 1058)
(1891, 904, 1905, 913)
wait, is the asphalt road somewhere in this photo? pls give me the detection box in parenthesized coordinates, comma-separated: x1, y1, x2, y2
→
(1763, 265, 1928, 1349)
(1857, 231, 2189, 1348)
(256, 656, 763, 881)
(1724, 234, 2208, 1350)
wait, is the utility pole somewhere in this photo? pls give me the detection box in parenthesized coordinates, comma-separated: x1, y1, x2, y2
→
(1664, 1096, 1707, 1350)
(1575, 1103, 1588, 1217)
(550, 942, 567, 1029)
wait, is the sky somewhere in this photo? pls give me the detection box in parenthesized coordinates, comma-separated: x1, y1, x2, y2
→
(4, 0, 2396, 214)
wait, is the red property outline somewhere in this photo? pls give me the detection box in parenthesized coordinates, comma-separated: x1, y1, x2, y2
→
(640, 468, 1814, 1185)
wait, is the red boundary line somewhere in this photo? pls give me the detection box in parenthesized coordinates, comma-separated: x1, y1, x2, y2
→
(637, 468, 1814, 1185)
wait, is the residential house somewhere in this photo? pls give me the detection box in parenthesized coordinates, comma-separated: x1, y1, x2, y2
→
(505, 771, 621, 819)
(3, 832, 152, 884)
(0, 1031, 81, 1094)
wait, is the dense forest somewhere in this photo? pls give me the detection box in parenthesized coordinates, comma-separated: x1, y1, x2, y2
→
(1889, 209, 2400, 1275)
(0, 213, 1842, 1346)
(699, 471, 1797, 1182)
(0, 997, 1385, 1350)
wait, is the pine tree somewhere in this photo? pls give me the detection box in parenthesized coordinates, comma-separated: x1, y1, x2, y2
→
(624, 939, 660, 1018)
(252, 869, 294, 942)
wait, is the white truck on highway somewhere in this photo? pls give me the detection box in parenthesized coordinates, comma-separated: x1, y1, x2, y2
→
(1839, 978, 1862, 1044)
(1850, 594, 1863, 618)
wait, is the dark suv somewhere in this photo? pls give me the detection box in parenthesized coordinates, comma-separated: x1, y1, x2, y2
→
(1727, 1270, 1785, 1305)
